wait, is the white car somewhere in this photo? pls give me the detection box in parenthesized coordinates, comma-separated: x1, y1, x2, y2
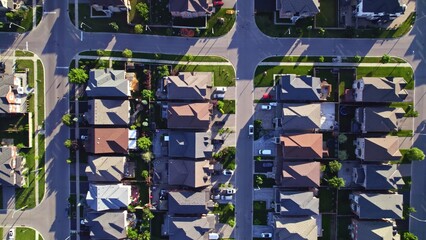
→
(249, 124, 254, 135)
(222, 169, 234, 175)
(213, 93, 225, 99)
(261, 232, 272, 238)
(211, 194, 221, 200)
(261, 105, 272, 110)
(225, 188, 236, 194)
(216, 87, 227, 92)
(258, 149, 272, 155)
(221, 195, 233, 200)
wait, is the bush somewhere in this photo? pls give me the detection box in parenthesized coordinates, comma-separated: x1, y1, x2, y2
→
(141, 170, 149, 180)
(68, 68, 88, 84)
(122, 48, 133, 58)
(62, 114, 73, 126)
(227, 218, 235, 227)
(64, 139, 72, 148)
(134, 24, 143, 34)
(354, 54, 362, 62)
(318, 28, 325, 36)
(338, 150, 348, 161)
(338, 134, 347, 143)
(217, 100, 224, 111)
(328, 177, 345, 189)
(255, 175, 263, 186)
(141, 151, 153, 163)
(319, 56, 325, 62)
(404, 147, 425, 161)
(157, 65, 170, 78)
(96, 49, 105, 56)
(137, 137, 152, 152)
(109, 22, 119, 32)
(328, 160, 342, 173)
(135, 2, 149, 22)
(142, 89, 154, 101)
(381, 54, 391, 63)
(403, 232, 418, 240)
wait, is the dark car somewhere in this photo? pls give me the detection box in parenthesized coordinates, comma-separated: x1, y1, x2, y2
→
(0, 62, 5, 73)
(213, 0, 224, 6)
(262, 162, 273, 167)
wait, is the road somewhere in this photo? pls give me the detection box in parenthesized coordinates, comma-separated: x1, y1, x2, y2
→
(0, 0, 425, 239)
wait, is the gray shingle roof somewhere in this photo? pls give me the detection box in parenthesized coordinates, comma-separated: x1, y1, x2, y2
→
(85, 156, 126, 182)
(277, 0, 320, 15)
(169, 0, 211, 13)
(362, 136, 402, 161)
(168, 191, 212, 215)
(168, 159, 211, 188)
(168, 131, 213, 159)
(357, 107, 404, 132)
(87, 211, 127, 239)
(352, 193, 403, 219)
(274, 216, 317, 240)
(361, 0, 405, 14)
(0, 146, 24, 187)
(357, 77, 408, 102)
(168, 215, 216, 240)
(351, 219, 394, 240)
(278, 191, 319, 216)
(164, 72, 212, 100)
(86, 184, 131, 211)
(282, 103, 321, 131)
(86, 69, 129, 97)
(353, 164, 403, 190)
(86, 99, 130, 125)
(280, 74, 322, 101)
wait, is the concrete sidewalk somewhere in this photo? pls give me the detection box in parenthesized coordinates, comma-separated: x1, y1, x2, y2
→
(258, 61, 412, 67)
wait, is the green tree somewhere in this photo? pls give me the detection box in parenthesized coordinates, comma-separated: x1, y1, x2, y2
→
(403, 232, 418, 240)
(136, 2, 149, 22)
(122, 48, 133, 58)
(62, 114, 73, 126)
(187, 54, 194, 62)
(64, 139, 72, 148)
(338, 150, 348, 161)
(127, 228, 138, 240)
(137, 137, 152, 152)
(319, 56, 325, 62)
(142, 207, 154, 221)
(142, 89, 154, 101)
(320, 164, 327, 172)
(354, 54, 362, 63)
(405, 147, 425, 161)
(157, 65, 170, 78)
(328, 177, 345, 189)
(141, 170, 149, 180)
(140, 231, 150, 240)
(195, 28, 200, 36)
(96, 49, 105, 56)
(141, 151, 153, 163)
(68, 68, 88, 84)
(338, 134, 347, 144)
(329, 160, 342, 173)
(318, 28, 325, 36)
(217, 100, 224, 111)
(134, 24, 144, 34)
(109, 22, 119, 32)
(255, 175, 263, 186)
(381, 54, 391, 63)
(227, 218, 235, 227)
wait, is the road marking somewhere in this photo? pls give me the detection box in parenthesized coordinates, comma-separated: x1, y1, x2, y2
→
(80, 31, 83, 42)
(56, 66, 69, 69)
(43, 11, 57, 15)
(25, 41, 28, 51)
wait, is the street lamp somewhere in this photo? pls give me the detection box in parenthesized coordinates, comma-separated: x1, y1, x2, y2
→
(9, 22, 25, 30)
(12, 205, 28, 218)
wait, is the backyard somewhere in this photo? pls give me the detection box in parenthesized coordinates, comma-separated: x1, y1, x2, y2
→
(253, 174, 276, 188)
(213, 203, 235, 226)
(315, 0, 338, 27)
(253, 201, 268, 225)
(254, 65, 313, 87)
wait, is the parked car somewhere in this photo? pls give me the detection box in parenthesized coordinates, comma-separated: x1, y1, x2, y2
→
(261, 105, 272, 110)
(262, 162, 273, 167)
(213, 0, 224, 6)
(269, 102, 277, 106)
(216, 87, 227, 92)
(0, 62, 5, 73)
(211, 194, 221, 200)
(8, 229, 14, 240)
(213, 93, 225, 99)
(222, 169, 234, 175)
(159, 189, 168, 200)
(211, 188, 220, 194)
(221, 195, 233, 200)
(225, 188, 236, 194)
(261, 232, 272, 238)
(258, 149, 272, 155)
(249, 124, 254, 135)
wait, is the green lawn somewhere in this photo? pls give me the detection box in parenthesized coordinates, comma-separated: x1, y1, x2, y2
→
(215, 147, 236, 170)
(316, 0, 337, 27)
(15, 228, 36, 239)
(213, 203, 235, 225)
(389, 102, 417, 117)
(337, 217, 352, 240)
(253, 174, 276, 188)
(16, 60, 35, 84)
(356, 66, 414, 89)
(253, 201, 268, 225)
(0, 115, 29, 147)
(254, 65, 313, 87)
(15, 145, 36, 209)
(222, 100, 236, 114)
(15, 50, 34, 57)
(202, 8, 236, 37)
(389, 130, 413, 137)
(263, 55, 407, 64)
(319, 188, 336, 213)
(37, 60, 45, 124)
(173, 64, 235, 86)
(79, 51, 229, 62)
(337, 190, 352, 215)
(320, 214, 332, 240)
(37, 136, 45, 203)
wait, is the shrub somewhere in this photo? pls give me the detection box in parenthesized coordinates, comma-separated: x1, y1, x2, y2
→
(134, 24, 143, 34)
(135, 2, 149, 22)
(64, 139, 72, 148)
(255, 175, 263, 186)
(381, 54, 391, 63)
(354, 54, 361, 62)
(141, 170, 149, 180)
(319, 56, 325, 62)
(137, 137, 152, 152)
(403, 232, 418, 240)
(62, 114, 73, 126)
(338, 150, 348, 161)
(227, 218, 235, 227)
(157, 65, 170, 78)
(68, 68, 88, 84)
(109, 22, 119, 32)
(141, 151, 153, 163)
(96, 49, 105, 56)
(142, 89, 154, 101)
(338, 134, 347, 144)
(328, 177, 345, 189)
(404, 147, 425, 161)
(122, 48, 133, 58)
(329, 160, 342, 173)
(318, 28, 325, 36)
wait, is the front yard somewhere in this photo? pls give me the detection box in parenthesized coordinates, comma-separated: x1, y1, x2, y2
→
(213, 203, 236, 227)
(253, 201, 268, 225)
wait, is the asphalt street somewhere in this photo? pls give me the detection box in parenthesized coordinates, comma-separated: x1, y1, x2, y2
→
(0, 0, 425, 239)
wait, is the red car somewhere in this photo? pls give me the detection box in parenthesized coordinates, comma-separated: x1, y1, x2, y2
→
(213, 0, 224, 6)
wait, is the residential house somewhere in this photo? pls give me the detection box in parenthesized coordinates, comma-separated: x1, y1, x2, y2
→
(0, 146, 26, 187)
(0, 0, 13, 9)
(85, 156, 134, 182)
(167, 131, 213, 159)
(86, 99, 130, 126)
(352, 164, 403, 190)
(163, 215, 216, 240)
(0, 73, 31, 114)
(85, 128, 130, 155)
(279, 74, 331, 102)
(86, 183, 131, 211)
(280, 133, 325, 159)
(350, 192, 403, 219)
(160, 72, 213, 101)
(168, 191, 214, 215)
(86, 68, 132, 98)
(168, 159, 212, 188)
(355, 136, 402, 162)
(276, 0, 320, 22)
(282, 103, 336, 132)
(355, 0, 406, 21)
(90, 0, 130, 18)
(169, 0, 212, 18)
(86, 210, 128, 239)
(281, 162, 320, 188)
(351, 77, 408, 102)
(273, 216, 318, 240)
(167, 103, 211, 130)
(275, 190, 319, 216)
(349, 219, 395, 240)
(355, 107, 404, 133)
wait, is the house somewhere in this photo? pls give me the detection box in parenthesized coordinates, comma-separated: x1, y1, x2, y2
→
(86, 128, 130, 154)
(168, 131, 213, 159)
(90, 0, 130, 18)
(355, 136, 402, 162)
(355, 107, 404, 133)
(86, 183, 131, 211)
(169, 0, 212, 18)
(161, 72, 212, 101)
(85, 156, 134, 182)
(275, 190, 319, 216)
(167, 103, 211, 130)
(280, 133, 325, 159)
(349, 219, 395, 240)
(279, 74, 330, 102)
(0, 0, 13, 9)
(355, 0, 406, 21)
(164, 215, 216, 240)
(350, 192, 403, 219)
(282, 103, 336, 132)
(0, 73, 31, 114)
(281, 162, 320, 188)
(86, 69, 131, 98)
(168, 159, 212, 188)
(352, 77, 408, 102)
(276, 0, 320, 22)
(273, 216, 318, 240)
(86, 211, 128, 239)
(352, 164, 403, 190)
(168, 191, 214, 215)
(86, 99, 130, 126)
(0, 146, 26, 187)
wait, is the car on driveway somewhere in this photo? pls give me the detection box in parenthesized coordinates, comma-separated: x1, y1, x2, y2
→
(221, 195, 233, 200)
(8, 229, 14, 240)
(262, 162, 273, 167)
(249, 124, 254, 136)
(261, 105, 272, 110)
(258, 149, 272, 155)
(216, 87, 227, 92)
(213, 93, 225, 99)
(222, 169, 234, 175)
(261, 232, 272, 238)
(225, 188, 236, 194)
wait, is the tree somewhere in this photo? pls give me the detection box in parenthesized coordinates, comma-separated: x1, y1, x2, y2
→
(217, 100, 224, 111)
(134, 24, 144, 34)
(136, 2, 149, 22)
(141, 151, 153, 163)
(255, 175, 263, 186)
(328, 177, 345, 189)
(381, 54, 391, 63)
(320, 164, 327, 172)
(109, 22, 119, 32)
(122, 48, 133, 58)
(62, 114, 73, 126)
(96, 49, 105, 56)
(142, 89, 154, 101)
(354, 54, 362, 63)
(404, 147, 425, 161)
(403, 232, 418, 240)
(157, 65, 170, 78)
(338, 134, 347, 143)
(68, 68, 88, 84)
(338, 150, 348, 161)
(140, 231, 150, 240)
(187, 54, 194, 62)
(328, 160, 342, 173)
(227, 218, 235, 227)
(141, 170, 149, 180)
(127, 228, 138, 240)
(137, 137, 152, 152)
(318, 28, 325, 36)
(195, 28, 200, 36)
(142, 207, 154, 221)
(64, 139, 72, 148)
(319, 56, 325, 62)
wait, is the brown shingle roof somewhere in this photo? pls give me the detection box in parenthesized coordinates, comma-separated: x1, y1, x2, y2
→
(281, 162, 320, 187)
(87, 128, 128, 154)
(280, 133, 323, 159)
(167, 103, 211, 130)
